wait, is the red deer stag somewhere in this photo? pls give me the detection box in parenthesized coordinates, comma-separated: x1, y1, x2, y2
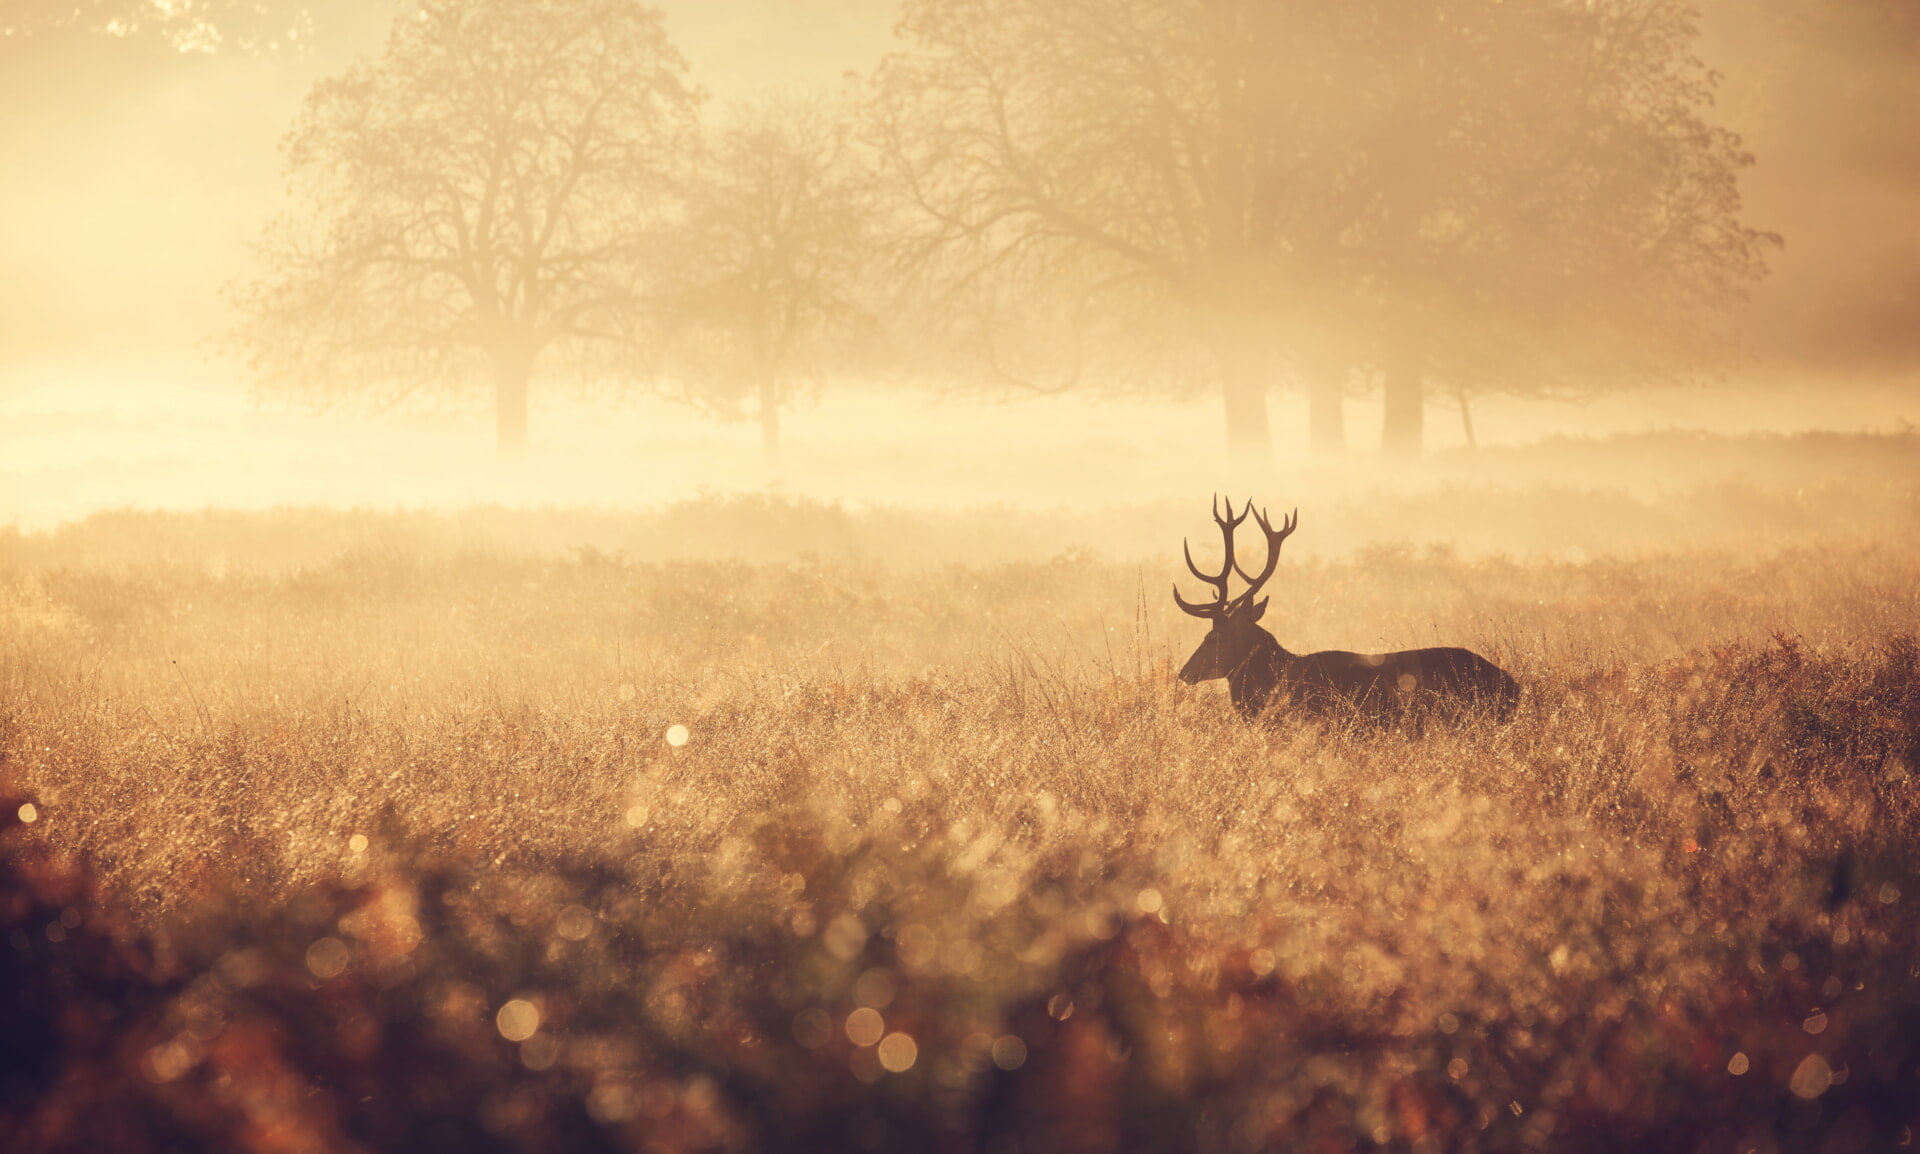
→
(1174, 498, 1519, 723)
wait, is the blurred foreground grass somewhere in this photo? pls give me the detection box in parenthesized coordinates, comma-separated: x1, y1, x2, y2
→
(2, 487, 1918, 1152)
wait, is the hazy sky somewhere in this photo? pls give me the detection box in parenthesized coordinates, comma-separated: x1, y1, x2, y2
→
(0, 1, 1915, 528)
(3, 1, 1916, 377)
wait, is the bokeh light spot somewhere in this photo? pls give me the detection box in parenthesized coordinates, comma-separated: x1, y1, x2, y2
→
(991, 1034, 1027, 1071)
(877, 1032, 918, 1073)
(665, 724, 690, 748)
(823, 913, 869, 961)
(520, 1034, 560, 1071)
(792, 1008, 833, 1049)
(1790, 1053, 1832, 1099)
(305, 937, 350, 980)
(16, 803, 37, 824)
(853, 968, 897, 1010)
(497, 998, 541, 1042)
(1727, 1052, 1749, 1075)
(845, 1007, 884, 1047)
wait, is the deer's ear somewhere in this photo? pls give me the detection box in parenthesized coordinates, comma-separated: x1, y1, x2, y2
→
(1250, 597, 1269, 622)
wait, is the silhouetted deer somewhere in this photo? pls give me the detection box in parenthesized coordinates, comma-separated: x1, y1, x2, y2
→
(1174, 498, 1519, 723)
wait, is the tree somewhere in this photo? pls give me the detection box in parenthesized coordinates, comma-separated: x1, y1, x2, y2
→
(1327, 0, 1777, 455)
(874, 0, 1775, 464)
(661, 95, 879, 467)
(873, 0, 1311, 471)
(234, 0, 697, 456)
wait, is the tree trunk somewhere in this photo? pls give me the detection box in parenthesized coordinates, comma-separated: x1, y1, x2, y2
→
(493, 340, 535, 458)
(1456, 387, 1479, 451)
(1220, 357, 1273, 474)
(1381, 347, 1424, 457)
(1307, 366, 1346, 457)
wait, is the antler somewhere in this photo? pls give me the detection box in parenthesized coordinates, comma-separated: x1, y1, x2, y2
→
(1172, 495, 1251, 619)
(1172, 498, 1298, 619)
(1231, 505, 1299, 606)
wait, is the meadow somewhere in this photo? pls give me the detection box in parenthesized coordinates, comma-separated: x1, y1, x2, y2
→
(2, 436, 1918, 1153)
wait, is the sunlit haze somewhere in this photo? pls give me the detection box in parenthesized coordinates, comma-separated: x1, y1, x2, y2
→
(1, 0, 1915, 543)
(3, 6, 1918, 1153)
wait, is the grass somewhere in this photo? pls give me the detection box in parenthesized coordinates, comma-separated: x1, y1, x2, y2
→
(2, 485, 1918, 1152)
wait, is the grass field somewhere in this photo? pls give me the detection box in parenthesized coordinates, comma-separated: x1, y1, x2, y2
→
(3, 445, 1918, 1152)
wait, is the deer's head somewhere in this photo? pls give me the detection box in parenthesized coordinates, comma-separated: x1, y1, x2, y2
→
(1174, 497, 1297, 684)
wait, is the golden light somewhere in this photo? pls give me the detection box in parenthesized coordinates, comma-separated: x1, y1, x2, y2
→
(877, 1032, 918, 1073)
(304, 937, 350, 980)
(844, 1007, 884, 1047)
(497, 998, 542, 1042)
(1790, 1054, 1833, 1099)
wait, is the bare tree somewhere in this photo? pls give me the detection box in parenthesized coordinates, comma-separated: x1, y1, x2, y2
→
(233, 0, 697, 456)
(661, 95, 878, 467)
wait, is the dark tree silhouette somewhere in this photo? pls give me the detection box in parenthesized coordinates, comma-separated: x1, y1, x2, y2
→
(233, 0, 697, 456)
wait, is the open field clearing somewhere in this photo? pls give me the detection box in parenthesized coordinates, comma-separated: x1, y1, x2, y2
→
(3, 475, 1920, 1153)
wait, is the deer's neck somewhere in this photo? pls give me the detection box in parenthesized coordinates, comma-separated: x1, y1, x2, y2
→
(1226, 632, 1290, 719)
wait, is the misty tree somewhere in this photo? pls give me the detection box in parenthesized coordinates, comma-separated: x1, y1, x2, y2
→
(874, 0, 1776, 464)
(661, 96, 879, 467)
(1329, 0, 1778, 455)
(873, 0, 1314, 470)
(234, 0, 697, 455)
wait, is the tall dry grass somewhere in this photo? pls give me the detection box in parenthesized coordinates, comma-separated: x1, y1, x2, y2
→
(1, 487, 1917, 1152)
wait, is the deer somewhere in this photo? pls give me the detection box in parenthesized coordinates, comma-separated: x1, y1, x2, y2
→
(1173, 497, 1519, 724)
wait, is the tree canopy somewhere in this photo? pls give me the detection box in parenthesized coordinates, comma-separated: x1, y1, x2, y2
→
(234, 0, 698, 455)
(875, 0, 1776, 461)
(662, 95, 879, 466)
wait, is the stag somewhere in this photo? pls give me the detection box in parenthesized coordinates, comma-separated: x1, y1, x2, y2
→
(1174, 498, 1519, 723)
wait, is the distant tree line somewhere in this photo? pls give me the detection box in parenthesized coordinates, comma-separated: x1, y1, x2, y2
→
(210, 0, 1778, 464)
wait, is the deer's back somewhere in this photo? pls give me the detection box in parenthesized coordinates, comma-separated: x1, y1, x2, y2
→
(1285, 646, 1518, 718)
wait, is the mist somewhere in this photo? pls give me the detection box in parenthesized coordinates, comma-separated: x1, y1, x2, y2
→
(0, 0, 1914, 546)
(6, 7, 1920, 1152)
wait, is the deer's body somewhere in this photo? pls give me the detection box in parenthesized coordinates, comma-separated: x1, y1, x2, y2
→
(1174, 499, 1519, 726)
(1191, 634, 1520, 722)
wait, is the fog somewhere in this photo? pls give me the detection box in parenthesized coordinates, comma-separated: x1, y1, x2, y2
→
(1, 0, 1916, 538)
(7, 12, 1920, 1148)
